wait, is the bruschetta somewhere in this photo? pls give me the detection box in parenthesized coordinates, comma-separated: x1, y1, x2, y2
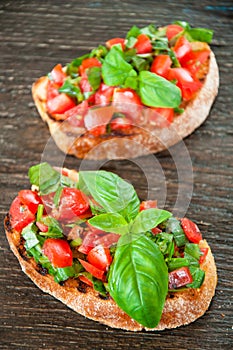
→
(32, 21, 219, 160)
(4, 163, 217, 331)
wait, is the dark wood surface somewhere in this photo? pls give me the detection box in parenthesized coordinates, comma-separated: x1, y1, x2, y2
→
(0, 1, 232, 349)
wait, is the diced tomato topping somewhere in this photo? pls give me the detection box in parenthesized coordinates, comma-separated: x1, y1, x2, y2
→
(168, 266, 193, 289)
(140, 200, 157, 211)
(181, 49, 210, 78)
(36, 221, 48, 233)
(18, 190, 42, 215)
(78, 259, 105, 280)
(63, 100, 88, 127)
(110, 116, 132, 132)
(47, 80, 60, 100)
(106, 38, 125, 50)
(180, 218, 202, 243)
(79, 73, 92, 94)
(167, 67, 202, 101)
(50, 64, 67, 86)
(88, 124, 107, 136)
(151, 227, 162, 235)
(79, 274, 93, 287)
(113, 88, 142, 106)
(166, 24, 183, 41)
(87, 244, 112, 271)
(78, 230, 102, 254)
(41, 192, 55, 215)
(9, 196, 35, 232)
(173, 36, 192, 61)
(199, 247, 209, 264)
(95, 83, 114, 106)
(57, 188, 90, 221)
(150, 55, 172, 78)
(47, 93, 76, 115)
(134, 33, 152, 54)
(150, 107, 174, 126)
(42, 238, 73, 268)
(79, 58, 102, 76)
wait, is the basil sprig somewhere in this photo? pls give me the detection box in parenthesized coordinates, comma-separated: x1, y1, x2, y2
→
(108, 233, 168, 328)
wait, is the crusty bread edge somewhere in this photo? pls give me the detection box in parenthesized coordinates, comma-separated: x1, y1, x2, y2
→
(4, 215, 217, 332)
(32, 51, 219, 160)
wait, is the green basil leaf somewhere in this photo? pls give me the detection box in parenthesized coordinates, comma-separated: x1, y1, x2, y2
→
(87, 66, 101, 91)
(39, 216, 63, 238)
(187, 266, 205, 288)
(59, 78, 83, 103)
(126, 25, 141, 39)
(109, 233, 168, 328)
(28, 163, 61, 195)
(167, 257, 189, 272)
(185, 28, 213, 43)
(139, 71, 181, 108)
(22, 223, 39, 250)
(88, 213, 129, 235)
(78, 170, 140, 222)
(123, 75, 139, 90)
(102, 45, 137, 86)
(154, 232, 174, 256)
(173, 20, 191, 29)
(66, 53, 90, 76)
(54, 266, 75, 283)
(166, 217, 188, 247)
(130, 208, 171, 234)
(90, 45, 108, 59)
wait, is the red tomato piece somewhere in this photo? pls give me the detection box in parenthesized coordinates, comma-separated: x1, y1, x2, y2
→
(166, 24, 183, 41)
(9, 196, 35, 232)
(42, 238, 73, 268)
(58, 188, 90, 221)
(63, 100, 88, 127)
(150, 107, 174, 126)
(18, 190, 42, 215)
(87, 244, 112, 271)
(199, 247, 209, 264)
(88, 124, 107, 136)
(79, 274, 93, 287)
(181, 49, 210, 77)
(181, 218, 202, 243)
(47, 80, 60, 100)
(78, 259, 105, 280)
(151, 227, 162, 235)
(78, 230, 103, 254)
(134, 33, 152, 54)
(47, 93, 76, 115)
(110, 116, 132, 132)
(41, 192, 55, 215)
(173, 36, 192, 61)
(95, 83, 114, 106)
(150, 55, 172, 78)
(113, 88, 142, 106)
(106, 38, 125, 50)
(36, 221, 48, 233)
(139, 200, 157, 211)
(50, 64, 67, 86)
(169, 266, 193, 289)
(94, 233, 120, 248)
(79, 57, 101, 76)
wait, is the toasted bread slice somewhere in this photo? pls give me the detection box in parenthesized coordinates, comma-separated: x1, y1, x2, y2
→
(32, 50, 219, 160)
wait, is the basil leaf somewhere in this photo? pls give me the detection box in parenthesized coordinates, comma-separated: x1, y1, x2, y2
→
(90, 45, 108, 59)
(167, 257, 189, 272)
(109, 233, 168, 328)
(102, 45, 137, 86)
(139, 71, 181, 108)
(78, 171, 140, 222)
(28, 163, 61, 195)
(22, 223, 39, 250)
(88, 213, 129, 235)
(126, 25, 141, 39)
(130, 208, 171, 234)
(39, 216, 63, 238)
(87, 66, 101, 91)
(54, 266, 75, 283)
(59, 78, 83, 103)
(123, 75, 139, 90)
(154, 232, 174, 256)
(173, 20, 191, 29)
(66, 53, 90, 76)
(185, 28, 213, 43)
(187, 266, 205, 288)
(166, 217, 188, 247)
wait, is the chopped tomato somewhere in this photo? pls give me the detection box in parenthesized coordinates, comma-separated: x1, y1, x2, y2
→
(18, 190, 42, 215)
(140, 200, 157, 211)
(169, 266, 193, 289)
(199, 247, 209, 264)
(150, 55, 172, 78)
(50, 64, 67, 86)
(79, 274, 93, 287)
(110, 116, 132, 132)
(95, 83, 114, 106)
(79, 57, 102, 76)
(106, 38, 125, 50)
(166, 24, 183, 41)
(79, 73, 92, 94)
(181, 49, 210, 77)
(134, 33, 152, 54)
(36, 221, 48, 233)
(151, 227, 162, 235)
(41, 192, 55, 215)
(173, 36, 192, 61)
(167, 67, 202, 101)
(151, 107, 174, 125)
(78, 230, 103, 254)
(42, 238, 73, 268)
(181, 218, 202, 243)
(88, 124, 107, 136)
(47, 93, 76, 115)
(87, 244, 112, 271)
(63, 100, 88, 127)
(78, 259, 105, 280)
(58, 188, 90, 221)
(113, 88, 142, 106)
(47, 80, 60, 100)
(9, 196, 35, 232)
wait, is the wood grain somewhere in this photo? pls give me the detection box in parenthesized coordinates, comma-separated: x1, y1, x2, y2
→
(0, 0, 232, 349)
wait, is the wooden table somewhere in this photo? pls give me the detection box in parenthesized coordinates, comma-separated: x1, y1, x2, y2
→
(0, 1, 232, 349)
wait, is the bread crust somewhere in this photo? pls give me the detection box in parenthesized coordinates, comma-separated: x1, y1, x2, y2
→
(4, 214, 217, 331)
(32, 50, 219, 160)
